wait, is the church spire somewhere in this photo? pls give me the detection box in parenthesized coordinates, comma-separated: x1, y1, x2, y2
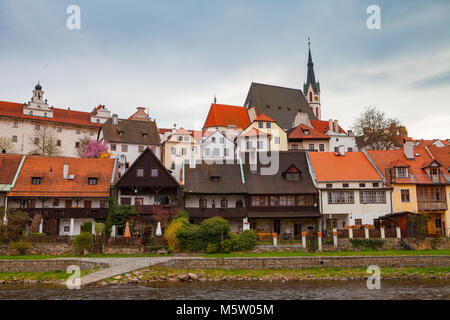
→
(306, 37, 316, 88)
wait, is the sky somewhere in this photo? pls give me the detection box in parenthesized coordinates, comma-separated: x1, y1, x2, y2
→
(0, 0, 449, 139)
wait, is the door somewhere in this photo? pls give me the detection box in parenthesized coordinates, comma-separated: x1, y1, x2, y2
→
(84, 201, 92, 208)
(294, 224, 302, 240)
(27, 199, 36, 208)
(273, 220, 281, 235)
(65, 200, 72, 208)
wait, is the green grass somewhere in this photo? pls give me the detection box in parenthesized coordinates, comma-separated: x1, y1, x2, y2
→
(203, 249, 450, 258)
(0, 269, 96, 281)
(0, 253, 171, 260)
(123, 266, 450, 281)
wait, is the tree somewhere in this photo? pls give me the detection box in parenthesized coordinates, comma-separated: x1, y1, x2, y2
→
(0, 136, 15, 153)
(353, 106, 403, 150)
(29, 127, 60, 156)
(0, 209, 30, 242)
(82, 139, 109, 158)
(105, 190, 136, 236)
(76, 135, 92, 157)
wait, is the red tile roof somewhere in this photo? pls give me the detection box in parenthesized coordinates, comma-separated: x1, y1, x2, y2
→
(308, 152, 382, 182)
(427, 145, 450, 172)
(203, 104, 250, 130)
(0, 155, 23, 185)
(254, 113, 275, 122)
(367, 148, 445, 184)
(239, 128, 270, 137)
(0, 100, 102, 128)
(310, 120, 347, 134)
(288, 124, 330, 140)
(8, 156, 116, 197)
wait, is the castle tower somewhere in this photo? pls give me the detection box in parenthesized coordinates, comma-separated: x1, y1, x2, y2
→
(303, 38, 321, 120)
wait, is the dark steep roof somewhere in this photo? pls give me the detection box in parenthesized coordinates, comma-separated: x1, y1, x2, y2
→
(244, 82, 317, 130)
(100, 118, 161, 145)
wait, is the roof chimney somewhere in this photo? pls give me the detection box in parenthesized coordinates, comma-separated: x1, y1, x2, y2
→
(328, 119, 333, 133)
(333, 120, 339, 133)
(112, 114, 118, 125)
(403, 137, 414, 160)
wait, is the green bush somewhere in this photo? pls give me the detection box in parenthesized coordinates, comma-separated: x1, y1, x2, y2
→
(174, 211, 190, 221)
(82, 221, 93, 234)
(177, 223, 205, 252)
(206, 243, 218, 254)
(199, 217, 230, 247)
(10, 240, 32, 255)
(73, 233, 94, 255)
(220, 239, 233, 253)
(349, 239, 385, 250)
(235, 230, 257, 251)
(94, 223, 105, 236)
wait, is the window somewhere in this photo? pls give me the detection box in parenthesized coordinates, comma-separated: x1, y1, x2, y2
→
(151, 169, 158, 177)
(355, 219, 362, 226)
(236, 200, 243, 208)
(31, 177, 41, 185)
(11, 136, 17, 143)
(138, 145, 145, 153)
(53, 199, 59, 207)
(319, 144, 325, 152)
(258, 122, 263, 129)
(286, 173, 300, 181)
(309, 144, 314, 151)
(430, 168, 438, 176)
(84, 201, 92, 209)
(143, 134, 148, 138)
(257, 141, 263, 149)
(29, 111, 33, 115)
(401, 189, 410, 202)
(64, 226, 70, 233)
(200, 199, 207, 209)
(90, 130, 95, 136)
(220, 199, 228, 208)
(135, 198, 143, 205)
(171, 147, 176, 155)
(224, 148, 229, 156)
(326, 183, 333, 188)
(100, 200, 108, 208)
(75, 142, 80, 148)
(44, 113, 47, 117)
(13, 122, 18, 128)
(219, 137, 224, 144)
(246, 141, 252, 149)
(136, 168, 144, 177)
(27, 199, 36, 208)
(360, 191, 386, 204)
(35, 124, 40, 130)
(34, 137, 39, 145)
(88, 178, 98, 185)
(122, 145, 128, 152)
(204, 148, 210, 156)
(274, 137, 280, 144)
(65, 200, 72, 208)
(76, 129, 81, 134)
(291, 144, 298, 150)
(251, 196, 269, 207)
(348, 148, 353, 152)
(359, 183, 366, 188)
(56, 127, 62, 133)
(111, 144, 117, 151)
(435, 218, 442, 229)
(373, 183, 379, 188)
(120, 197, 131, 205)
(213, 148, 220, 156)
(212, 137, 216, 143)
(334, 147, 339, 152)
(328, 191, 355, 204)
(304, 130, 310, 136)
(266, 122, 271, 128)
(297, 195, 314, 206)
(343, 183, 349, 188)
(270, 196, 280, 206)
(177, 136, 183, 142)
(57, 140, 61, 146)
(184, 136, 189, 141)
(96, 119, 100, 123)
(395, 167, 408, 178)
(181, 148, 187, 155)
(119, 131, 124, 136)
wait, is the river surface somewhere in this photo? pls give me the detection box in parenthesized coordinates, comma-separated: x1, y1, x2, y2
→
(0, 279, 449, 300)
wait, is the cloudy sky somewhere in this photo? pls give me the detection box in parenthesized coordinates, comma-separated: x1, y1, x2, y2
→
(1, 0, 449, 138)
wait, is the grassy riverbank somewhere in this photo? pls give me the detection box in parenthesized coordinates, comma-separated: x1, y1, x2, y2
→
(103, 266, 450, 284)
(0, 253, 171, 260)
(0, 269, 97, 283)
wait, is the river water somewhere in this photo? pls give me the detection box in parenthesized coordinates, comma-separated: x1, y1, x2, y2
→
(0, 280, 449, 300)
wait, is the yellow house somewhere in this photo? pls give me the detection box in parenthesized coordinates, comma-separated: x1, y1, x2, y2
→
(161, 128, 201, 170)
(237, 114, 288, 152)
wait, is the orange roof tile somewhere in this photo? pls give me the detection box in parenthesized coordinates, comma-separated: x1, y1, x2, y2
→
(203, 104, 250, 130)
(288, 124, 330, 140)
(0, 155, 23, 185)
(310, 120, 347, 134)
(427, 145, 450, 171)
(254, 113, 276, 122)
(308, 152, 382, 181)
(7, 156, 116, 197)
(367, 148, 444, 184)
(0, 100, 102, 128)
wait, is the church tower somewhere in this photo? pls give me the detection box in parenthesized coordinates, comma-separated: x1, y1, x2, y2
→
(23, 82, 53, 118)
(303, 38, 321, 119)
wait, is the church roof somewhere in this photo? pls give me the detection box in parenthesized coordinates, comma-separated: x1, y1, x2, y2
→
(203, 103, 250, 130)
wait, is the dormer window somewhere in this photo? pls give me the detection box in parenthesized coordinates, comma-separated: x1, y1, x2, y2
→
(31, 177, 41, 185)
(211, 176, 220, 182)
(29, 111, 33, 116)
(304, 130, 310, 136)
(395, 167, 409, 178)
(283, 165, 301, 181)
(143, 133, 148, 138)
(430, 168, 438, 176)
(88, 178, 98, 185)
(118, 131, 124, 136)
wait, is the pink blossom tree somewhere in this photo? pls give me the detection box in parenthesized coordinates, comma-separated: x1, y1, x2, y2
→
(83, 140, 109, 158)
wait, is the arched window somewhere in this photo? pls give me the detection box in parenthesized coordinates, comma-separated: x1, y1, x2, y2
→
(309, 92, 312, 102)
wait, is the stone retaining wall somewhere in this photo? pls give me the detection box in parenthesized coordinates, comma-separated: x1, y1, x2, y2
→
(159, 255, 450, 270)
(0, 260, 108, 273)
(102, 246, 144, 255)
(0, 243, 74, 256)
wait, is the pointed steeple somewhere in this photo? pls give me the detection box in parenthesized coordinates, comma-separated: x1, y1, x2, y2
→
(306, 37, 316, 88)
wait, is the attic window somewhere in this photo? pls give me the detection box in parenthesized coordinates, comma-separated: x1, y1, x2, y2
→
(142, 133, 148, 138)
(118, 131, 124, 136)
(31, 177, 41, 185)
(88, 178, 98, 185)
(303, 130, 310, 136)
(431, 168, 438, 176)
(343, 183, 349, 188)
(211, 176, 220, 182)
(286, 172, 300, 181)
(326, 183, 333, 188)
(395, 167, 408, 178)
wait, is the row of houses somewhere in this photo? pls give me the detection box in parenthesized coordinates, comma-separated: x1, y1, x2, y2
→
(1, 137, 448, 238)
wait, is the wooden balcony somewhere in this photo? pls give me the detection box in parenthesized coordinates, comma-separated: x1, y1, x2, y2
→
(22, 208, 108, 219)
(135, 205, 181, 215)
(247, 205, 318, 212)
(187, 207, 247, 219)
(417, 201, 447, 211)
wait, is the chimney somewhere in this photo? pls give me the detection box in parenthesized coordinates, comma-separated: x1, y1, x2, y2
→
(348, 130, 353, 136)
(112, 114, 118, 125)
(328, 119, 333, 133)
(403, 137, 414, 160)
(333, 120, 339, 133)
